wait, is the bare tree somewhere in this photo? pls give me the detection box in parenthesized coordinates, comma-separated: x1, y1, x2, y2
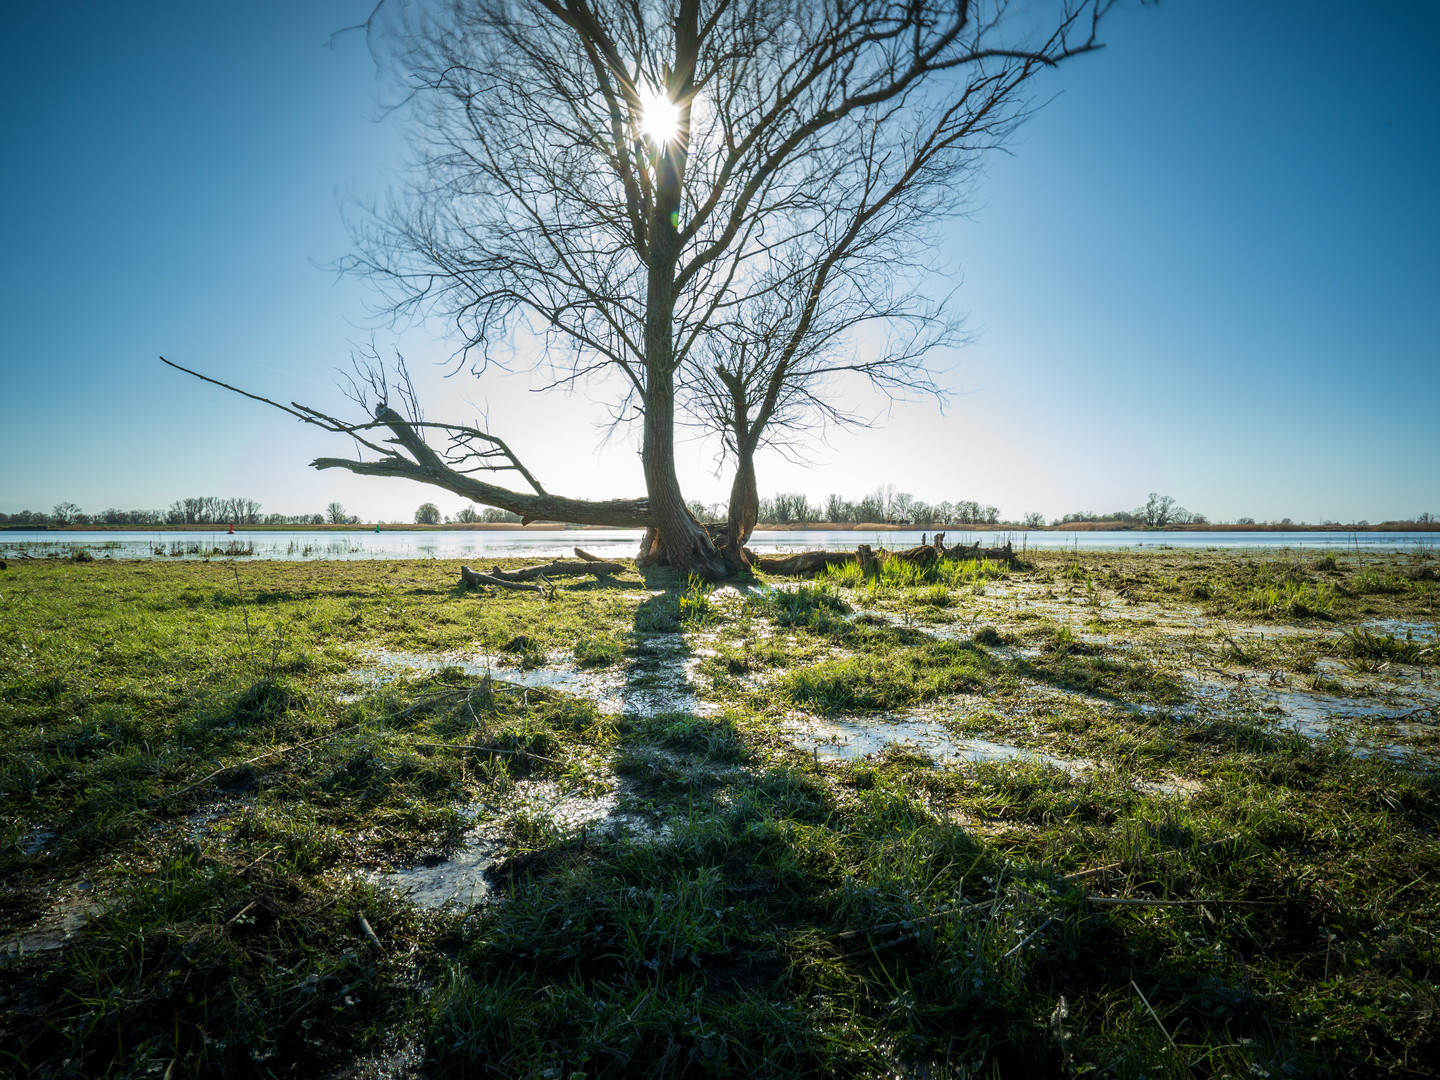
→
(681, 269, 951, 557)
(172, 0, 1118, 576)
(326, 501, 349, 525)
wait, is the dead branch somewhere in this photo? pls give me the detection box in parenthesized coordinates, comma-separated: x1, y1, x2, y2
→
(1088, 897, 1274, 908)
(356, 913, 383, 949)
(486, 559, 626, 581)
(413, 741, 560, 764)
(162, 358, 654, 529)
(459, 565, 550, 595)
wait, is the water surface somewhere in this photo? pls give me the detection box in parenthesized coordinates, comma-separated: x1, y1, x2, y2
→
(2, 527, 1433, 561)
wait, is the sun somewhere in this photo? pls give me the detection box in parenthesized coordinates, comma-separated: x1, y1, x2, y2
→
(637, 84, 681, 145)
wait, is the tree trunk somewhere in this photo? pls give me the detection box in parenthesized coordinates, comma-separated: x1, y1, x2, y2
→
(640, 367, 726, 577)
(641, 48, 727, 581)
(719, 445, 759, 572)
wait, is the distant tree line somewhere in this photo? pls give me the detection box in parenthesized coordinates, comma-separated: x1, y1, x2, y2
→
(0, 497, 356, 527)
(682, 488, 1437, 529)
(1052, 494, 1208, 528)
(688, 487, 1004, 526)
(452, 506, 523, 524)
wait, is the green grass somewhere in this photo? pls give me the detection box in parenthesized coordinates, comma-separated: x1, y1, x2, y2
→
(778, 639, 992, 713)
(1, 549, 1437, 1077)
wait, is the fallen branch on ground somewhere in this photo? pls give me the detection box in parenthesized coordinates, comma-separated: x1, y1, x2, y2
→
(459, 565, 551, 596)
(487, 559, 626, 581)
(1061, 836, 1241, 882)
(356, 913, 382, 949)
(833, 900, 987, 945)
(1088, 896, 1273, 908)
(999, 917, 1054, 960)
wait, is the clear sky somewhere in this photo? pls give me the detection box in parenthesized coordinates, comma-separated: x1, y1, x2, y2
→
(2, 1, 1436, 525)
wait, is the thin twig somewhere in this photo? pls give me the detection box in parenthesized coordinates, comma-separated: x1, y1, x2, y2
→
(1063, 861, 1123, 881)
(356, 913, 382, 949)
(167, 725, 358, 801)
(999, 917, 1053, 960)
(237, 844, 283, 875)
(397, 688, 478, 719)
(833, 899, 985, 944)
(223, 900, 258, 929)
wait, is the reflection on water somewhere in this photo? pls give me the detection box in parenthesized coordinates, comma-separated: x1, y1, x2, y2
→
(3, 527, 1435, 561)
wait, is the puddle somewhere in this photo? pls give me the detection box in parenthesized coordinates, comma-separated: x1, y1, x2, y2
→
(367, 779, 661, 910)
(1136, 776, 1205, 798)
(0, 881, 101, 958)
(351, 646, 711, 718)
(369, 836, 506, 909)
(1256, 685, 1437, 742)
(1360, 619, 1440, 640)
(1185, 675, 1439, 759)
(780, 711, 1086, 773)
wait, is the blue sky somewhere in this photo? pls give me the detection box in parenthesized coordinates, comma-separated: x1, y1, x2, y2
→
(1, 1, 1436, 524)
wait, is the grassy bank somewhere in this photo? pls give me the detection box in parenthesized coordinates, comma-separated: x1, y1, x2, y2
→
(1, 547, 1437, 1077)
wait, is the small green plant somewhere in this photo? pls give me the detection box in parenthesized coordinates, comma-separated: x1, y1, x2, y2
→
(1338, 626, 1432, 666)
(745, 582, 850, 626)
(1042, 625, 1091, 656)
(917, 583, 952, 607)
(572, 632, 625, 667)
(678, 574, 714, 624)
(1351, 569, 1410, 595)
(824, 560, 867, 588)
(1242, 579, 1335, 618)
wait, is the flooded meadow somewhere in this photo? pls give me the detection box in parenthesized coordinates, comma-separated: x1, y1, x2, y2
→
(1, 545, 1436, 1077)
